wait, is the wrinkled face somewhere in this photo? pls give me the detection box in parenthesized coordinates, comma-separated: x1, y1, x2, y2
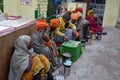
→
(38, 27, 47, 32)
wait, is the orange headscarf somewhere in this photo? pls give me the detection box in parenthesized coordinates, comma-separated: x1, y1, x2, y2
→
(36, 19, 48, 30)
(50, 19, 60, 29)
(71, 13, 78, 20)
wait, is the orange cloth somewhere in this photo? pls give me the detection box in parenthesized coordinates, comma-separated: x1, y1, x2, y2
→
(44, 40, 52, 48)
(22, 54, 50, 80)
(71, 13, 78, 20)
(22, 56, 44, 80)
(50, 18, 60, 29)
(38, 54, 50, 80)
(36, 19, 48, 30)
(38, 54, 50, 73)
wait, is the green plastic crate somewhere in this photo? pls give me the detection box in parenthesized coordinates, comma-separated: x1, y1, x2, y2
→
(60, 40, 82, 62)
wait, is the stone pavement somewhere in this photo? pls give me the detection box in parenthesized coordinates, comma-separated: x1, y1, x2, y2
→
(54, 27, 120, 80)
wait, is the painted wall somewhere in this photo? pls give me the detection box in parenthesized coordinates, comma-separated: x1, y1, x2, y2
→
(102, 0, 120, 27)
(4, 0, 18, 16)
(118, 4, 120, 19)
(17, 0, 37, 19)
(4, 0, 38, 19)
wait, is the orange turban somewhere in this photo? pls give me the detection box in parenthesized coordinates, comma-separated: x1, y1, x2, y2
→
(50, 19, 60, 29)
(71, 13, 78, 20)
(36, 19, 48, 30)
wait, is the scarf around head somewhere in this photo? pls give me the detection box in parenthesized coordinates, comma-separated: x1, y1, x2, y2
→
(36, 19, 48, 30)
(87, 10, 94, 18)
(8, 35, 32, 80)
(76, 7, 83, 13)
(50, 18, 60, 29)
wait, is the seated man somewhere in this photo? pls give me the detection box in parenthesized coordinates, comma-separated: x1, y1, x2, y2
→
(71, 13, 79, 24)
(48, 18, 60, 41)
(47, 18, 60, 56)
(55, 11, 80, 44)
(75, 7, 90, 41)
(32, 20, 59, 71)
(8, 35, 53, 80)
(70, 13, 80, 40)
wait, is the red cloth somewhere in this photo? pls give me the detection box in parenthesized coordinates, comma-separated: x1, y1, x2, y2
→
(44, 40, 52, 48)
(86, 16, 103, 34)
(76, 7, 83, 13)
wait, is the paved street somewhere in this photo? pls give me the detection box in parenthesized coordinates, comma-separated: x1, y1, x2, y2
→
(54, 27, 120, 80)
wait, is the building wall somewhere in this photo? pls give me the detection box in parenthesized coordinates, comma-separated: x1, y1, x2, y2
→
(4, 0, 18, 16)
(17, 0, 37, 19)
(102, 0, 120, 27)
(4, 0, 48, 19)
(118, 4, 120, 19)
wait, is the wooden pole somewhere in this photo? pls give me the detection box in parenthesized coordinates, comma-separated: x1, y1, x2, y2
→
(37, 4, 41, 19)
(85, 0, 90, 17)
(76, 3, 78, 9)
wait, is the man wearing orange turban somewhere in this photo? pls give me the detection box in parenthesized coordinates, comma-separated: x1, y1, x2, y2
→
(70, 13, 80, 40)
(50, 18, 60, 29)
(36, 20, 48, 30)
(32, 19, 59, 72)
(48, 18, 60, 40)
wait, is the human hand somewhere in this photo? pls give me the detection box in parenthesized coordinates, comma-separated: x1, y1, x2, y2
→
(42, 33, 50, 42)
(93, 14, 98, 18)
(44, 40, 52, 48)
(25, 59, 32, 72)
(63, 36, 69, 42)
(72, 30, 76, 36)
